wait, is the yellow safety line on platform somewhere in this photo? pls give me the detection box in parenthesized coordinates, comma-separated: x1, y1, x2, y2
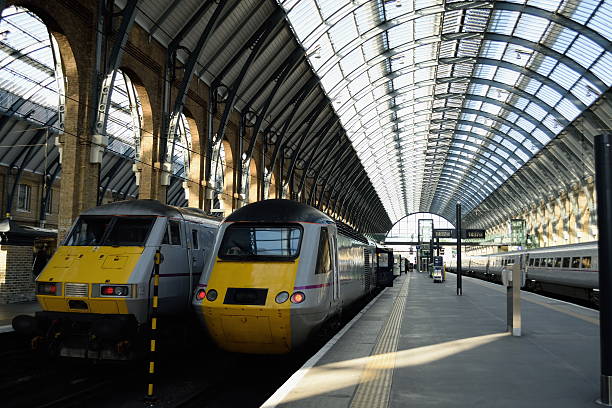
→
(350, 276, 411, 408)
(462, 275, 599, 326)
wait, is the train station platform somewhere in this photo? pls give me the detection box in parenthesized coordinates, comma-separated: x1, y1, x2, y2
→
(0, 301, 40, 332)
(262, 272, 600, 408)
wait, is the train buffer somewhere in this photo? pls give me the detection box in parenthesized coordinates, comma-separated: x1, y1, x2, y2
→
(0, 301, 40, 332)
(262, 273, 599, 408)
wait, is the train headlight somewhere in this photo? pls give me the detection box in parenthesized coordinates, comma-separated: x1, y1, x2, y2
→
(275, 291, 289, 304)
(290, 291, 305, 304)
(196, 289, 206, 301)
(206, 289, 218, 302)
(37, 282, 58, 296)
(100, 285, 130, 297)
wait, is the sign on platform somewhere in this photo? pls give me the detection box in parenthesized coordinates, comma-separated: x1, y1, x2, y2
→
(433, 228, 455, 238)
(463, 229, 486, 239)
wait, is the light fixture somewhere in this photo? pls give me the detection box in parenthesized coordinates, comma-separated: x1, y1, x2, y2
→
(515, 50, 532, 60)
(307, 45, 321, 59)
(585, 85, 600, 98)
(0, 30, 9, 40)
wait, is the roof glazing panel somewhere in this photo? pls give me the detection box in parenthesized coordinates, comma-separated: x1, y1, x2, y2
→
(280, 0, 611, 222)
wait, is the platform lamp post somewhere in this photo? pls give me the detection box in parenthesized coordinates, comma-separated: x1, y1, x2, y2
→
(595, 133, 612, 406)
(456, 202, 462, 296)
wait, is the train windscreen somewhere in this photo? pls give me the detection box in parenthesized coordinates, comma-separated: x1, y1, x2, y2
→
(104, 217, 155, 246)
(218, 224, 302, 261)
(65, 216, 155, 246)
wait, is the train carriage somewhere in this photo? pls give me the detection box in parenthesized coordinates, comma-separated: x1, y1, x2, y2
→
(13, 199, 220, 359)
(448, 242, 599, 304)
(193, 199, 377, 354)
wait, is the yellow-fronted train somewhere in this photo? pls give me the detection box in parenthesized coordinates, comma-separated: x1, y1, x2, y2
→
(12, 199, 220, 359)
(193, 199, 387, 354)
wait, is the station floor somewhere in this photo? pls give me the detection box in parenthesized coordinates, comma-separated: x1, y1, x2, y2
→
(262, 272, 600, 408)
(0, 300, 40, 331)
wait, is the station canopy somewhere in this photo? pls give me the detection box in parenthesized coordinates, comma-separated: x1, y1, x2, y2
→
(280, 0, 611, 223)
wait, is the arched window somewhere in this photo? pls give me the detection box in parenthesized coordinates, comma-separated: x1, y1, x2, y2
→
(211, 141, 227, 212)
(106, 71, 142, 158)
(386, 213, 455, 243)
(0, 7, 62, 124)
(100, 69, 143, 202)
(164, 113, 192, 206)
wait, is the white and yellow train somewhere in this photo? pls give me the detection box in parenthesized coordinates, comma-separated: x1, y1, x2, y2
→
(193, 199, 379, 354)
(13, 199, 219, 359)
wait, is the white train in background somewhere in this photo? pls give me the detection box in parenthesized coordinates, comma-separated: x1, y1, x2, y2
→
(446, 242, 599, 305)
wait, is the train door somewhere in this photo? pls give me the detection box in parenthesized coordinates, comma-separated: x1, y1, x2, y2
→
(330, 231, 340, 305)
(158, 219, 189, 314)
(364, 249, 371, 292)
(189, 226, 205, 277)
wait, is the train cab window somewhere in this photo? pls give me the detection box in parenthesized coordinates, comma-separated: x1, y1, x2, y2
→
(192, 230, 199, 249)
(581, 256, 592, 269)
(534, 258, 540, 267)
(562, 257, 570, 268)
(554, 258, 562, 268)
(218, 224, 302, 260)
(571, 257, 581, 269)
(66, 216, 112, 246)
(162, 220, 182, 246)
(315, 228, 332, 274)
(105, 216, 155, 246)
(529, 258, 534, 266)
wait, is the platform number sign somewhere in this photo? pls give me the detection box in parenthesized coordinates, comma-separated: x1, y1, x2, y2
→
(433, 229, 454, 238)
(463, 229, 486, 239)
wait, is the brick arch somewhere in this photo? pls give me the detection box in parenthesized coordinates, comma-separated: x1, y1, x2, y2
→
(9, 3, 96, 241)
(268, 170, 277, 199)
(181, 107, 203, 208)
(248, 158, 258, 203)
(118, 66, 155, 199)
(221, 139, 234, 216)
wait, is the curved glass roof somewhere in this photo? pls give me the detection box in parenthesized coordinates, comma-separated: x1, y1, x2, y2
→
(280, 0, 612, 222)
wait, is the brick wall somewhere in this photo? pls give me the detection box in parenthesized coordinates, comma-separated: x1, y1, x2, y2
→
(0, 245, 35, 303)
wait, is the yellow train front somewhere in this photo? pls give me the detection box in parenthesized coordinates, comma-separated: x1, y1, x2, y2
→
(193, 199, 376, 354)
(12, 199, 219, 359)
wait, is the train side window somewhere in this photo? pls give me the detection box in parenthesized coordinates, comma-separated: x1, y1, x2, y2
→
(581, 256, 592, 269)
(547, 258, 554, 268)
(562, 257, 570, 268)
(554, 258, 561, 268)
(534, 258, 540, 267)
(169, 221, 182, 246)
(571, 257, 580, 268)
(529, 258, 534, 266)
(315, 228, 332, 275)
(192, 229, 199, 249)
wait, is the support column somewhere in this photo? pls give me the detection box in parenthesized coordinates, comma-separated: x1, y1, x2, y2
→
(456, 202, 462, 296)
(54, 30, 98, 243)
(594, 133, 612, 406)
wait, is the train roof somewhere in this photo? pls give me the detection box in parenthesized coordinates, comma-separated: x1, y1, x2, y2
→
(81, 199, 220, 225)
(481, 241, 597, 257)
(224, 199, 334, 224)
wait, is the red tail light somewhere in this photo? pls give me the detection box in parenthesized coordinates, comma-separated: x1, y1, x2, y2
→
(100, 285, 129, 297)
(196, 289, 206, 300)
(37, 282, 58, 295)
(290, 291, 305, 304)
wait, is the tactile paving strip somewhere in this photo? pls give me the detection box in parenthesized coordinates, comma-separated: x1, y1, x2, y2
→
(349, 276, 411, 408)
